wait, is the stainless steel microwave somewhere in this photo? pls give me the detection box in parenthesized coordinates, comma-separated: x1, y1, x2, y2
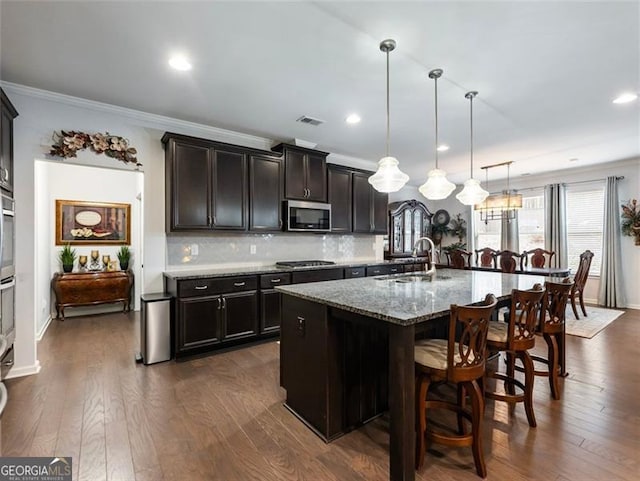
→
(285, 200, 331, 232)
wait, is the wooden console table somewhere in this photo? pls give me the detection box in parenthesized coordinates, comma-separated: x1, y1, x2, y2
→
(51, 270, 134, 321)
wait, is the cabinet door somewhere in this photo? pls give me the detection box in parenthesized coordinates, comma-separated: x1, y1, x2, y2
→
(170, 141, 211, 230)
(352, 173, 373, 233)
(249, 155, 282, 231)
(177, 296, 221, 351)
(372, 190, 388, 234)
(0, 106, 13, 194)
(284, 150, 307, 200)
(212, 149, 247, 230)
(328, 167, 352, 232)
(305, 154, 327, 202)
(260, 289, 281, 334)
(222, 290, 258, 340)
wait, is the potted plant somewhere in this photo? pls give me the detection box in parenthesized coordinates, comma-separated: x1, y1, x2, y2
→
(431, 223, 451, 246)
(117, 246, 131, 271)
(58, 243, 77, 273)
(621, 199, 640, 245)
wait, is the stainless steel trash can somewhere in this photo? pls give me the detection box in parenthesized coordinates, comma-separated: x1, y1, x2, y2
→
(139, 293, 172, 365)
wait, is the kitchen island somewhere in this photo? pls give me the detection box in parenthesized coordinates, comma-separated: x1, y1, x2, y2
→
(277, 268, 563, 481)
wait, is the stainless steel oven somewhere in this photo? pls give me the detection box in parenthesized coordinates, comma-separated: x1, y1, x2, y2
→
(0, 195, 14, 280)
(0, 279, 14, 348)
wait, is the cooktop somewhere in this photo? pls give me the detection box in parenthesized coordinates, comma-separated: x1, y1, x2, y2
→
(275, 260, 336, 268)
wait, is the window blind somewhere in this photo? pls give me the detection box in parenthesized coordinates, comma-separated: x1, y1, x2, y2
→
(566, 185, 604, 274)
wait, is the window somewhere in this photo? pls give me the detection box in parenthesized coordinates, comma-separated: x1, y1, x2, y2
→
(518, 192, 545, 252)
(566, 183, 604, 274)
(473, 191, 545, 253)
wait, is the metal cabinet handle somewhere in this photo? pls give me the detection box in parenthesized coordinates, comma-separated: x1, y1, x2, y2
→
(279, 219, 283, 229)
(222, 298, 227, 309)
(2, 359, 14, 367)
(194, 285, 208, 290)
(270, 279, 281, 283)
(307, 188, 311, 198)
(217, 298, 222, 310)
(233, 282, 246, 287)
(352, 271, 359, 275)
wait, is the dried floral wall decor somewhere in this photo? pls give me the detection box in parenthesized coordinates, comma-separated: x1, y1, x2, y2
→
(621, 198, 640, 245)
(50, 131, 142, 167)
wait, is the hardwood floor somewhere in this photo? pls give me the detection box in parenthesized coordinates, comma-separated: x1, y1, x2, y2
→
(3, 308, 639, 481)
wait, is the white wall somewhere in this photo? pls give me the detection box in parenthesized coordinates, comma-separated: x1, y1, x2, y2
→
(2, 82, 381, 378)
(34, 161, 143, 335)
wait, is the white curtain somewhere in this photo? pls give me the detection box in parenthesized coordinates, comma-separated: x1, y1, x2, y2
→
(544, 183, 568, 269)
(598, 177, 626, 307)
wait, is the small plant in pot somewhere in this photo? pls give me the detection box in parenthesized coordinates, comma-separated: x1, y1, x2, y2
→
(117, 246, 131, 271)
(59, 243, 77, 273)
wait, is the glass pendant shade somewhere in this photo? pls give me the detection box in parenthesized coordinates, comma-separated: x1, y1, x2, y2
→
(418, 168, 456, 200)
(368, 156, 409, 193)
(368, 39, 409, 193)
(456, 178, 489, 205)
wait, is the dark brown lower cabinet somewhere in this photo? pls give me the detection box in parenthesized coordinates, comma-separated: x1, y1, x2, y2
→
(260, 290, 282, 334)
(222, 290, 258, 340)
(178, 296, 222, 350)
(280, 295, 388, 441)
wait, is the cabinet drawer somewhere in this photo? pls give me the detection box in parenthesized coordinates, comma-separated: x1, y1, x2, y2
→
(178, 276, 257, 297)
(365, 265, 402, 277)
(260, 273, 292, 289)
(291, 268, 344, 284)
(344, 267, 365, 279)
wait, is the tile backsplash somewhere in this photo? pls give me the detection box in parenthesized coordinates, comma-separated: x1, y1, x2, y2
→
(166, 233, 383, 269)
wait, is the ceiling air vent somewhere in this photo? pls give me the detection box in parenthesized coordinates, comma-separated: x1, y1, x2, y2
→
(296, 115, 324, 126)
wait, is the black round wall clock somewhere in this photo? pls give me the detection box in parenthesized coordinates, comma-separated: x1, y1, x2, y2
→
(433, 209, 450, 226)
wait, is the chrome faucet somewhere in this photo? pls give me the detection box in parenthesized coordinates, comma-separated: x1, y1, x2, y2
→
(412, 236, 437, 278)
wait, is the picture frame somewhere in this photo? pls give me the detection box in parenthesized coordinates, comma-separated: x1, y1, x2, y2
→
(56, 199, 131, 246)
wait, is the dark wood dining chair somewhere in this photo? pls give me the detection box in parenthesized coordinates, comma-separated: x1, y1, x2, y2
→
(447, 249, 473, 269)
(496, 250, 524, 273)
(485, 284, 546, 428)
(415, 294, 497, 478)
(569, 250, 594, 319)
(474, 248, 498, 268)
(521, 248, 555, 270)
(534, 278, 573, 399)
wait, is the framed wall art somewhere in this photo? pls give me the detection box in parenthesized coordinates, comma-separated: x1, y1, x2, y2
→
(56, 199, 131, 245)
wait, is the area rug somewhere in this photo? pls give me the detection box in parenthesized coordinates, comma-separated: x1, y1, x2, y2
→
(565, 305, 624, 339)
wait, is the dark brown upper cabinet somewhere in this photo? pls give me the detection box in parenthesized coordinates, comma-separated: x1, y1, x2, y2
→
(0, 89, 18, 196)
(163, 132, 280, 233)
(353, 172, 388, 234)
(272, 143, 328, 202)
(327, 165, 352, 233)
(249, 154, 283, 231)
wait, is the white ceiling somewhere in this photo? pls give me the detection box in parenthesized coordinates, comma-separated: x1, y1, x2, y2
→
(1, 1, 638, 185)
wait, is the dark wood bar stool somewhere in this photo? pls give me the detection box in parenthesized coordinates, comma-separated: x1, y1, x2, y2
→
(496, 250, 525, 273)
(568, 250, 594, 319)
(447, 249, 473, 269)
(531, 278, 573, 399)
(474, 248, 498, 268)
(521, 248, 555, 269)
(415, 294, 498, 478)
(485, 284, 546, 427)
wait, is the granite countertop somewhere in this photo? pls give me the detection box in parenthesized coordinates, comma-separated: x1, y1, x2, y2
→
(275, 268, 562, 326)
(163, 257, 430, 280)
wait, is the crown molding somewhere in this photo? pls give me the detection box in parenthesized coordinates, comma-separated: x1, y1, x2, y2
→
(0, 81, 274, 150)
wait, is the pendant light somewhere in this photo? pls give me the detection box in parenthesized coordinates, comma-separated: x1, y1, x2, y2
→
(368, 39, 409, 193)
(456, 91, 489, 205)
(419, 68, 456, 200)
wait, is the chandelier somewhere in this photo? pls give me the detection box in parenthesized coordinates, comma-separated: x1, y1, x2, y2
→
(475, 161, 523, 222)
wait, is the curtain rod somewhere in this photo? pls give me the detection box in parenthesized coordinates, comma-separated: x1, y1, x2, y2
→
(514, 176, 625, 193)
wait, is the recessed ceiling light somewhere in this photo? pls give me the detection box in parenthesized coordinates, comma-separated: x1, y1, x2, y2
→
(436, 144, 450, 152)
(345, 114, 361, 124)
(169, 55, 192, 71)
(612, 92, 637, 104)
(569, 158, 579, 162)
